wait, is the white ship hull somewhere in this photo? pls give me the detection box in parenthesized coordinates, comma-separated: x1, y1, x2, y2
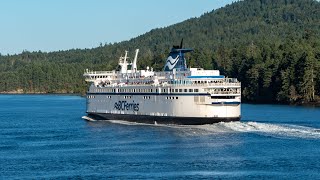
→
(86, 84, 241, 125)
(84, 45, 241, 125)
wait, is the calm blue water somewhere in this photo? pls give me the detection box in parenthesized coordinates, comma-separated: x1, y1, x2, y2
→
(1, 95, 320, 179)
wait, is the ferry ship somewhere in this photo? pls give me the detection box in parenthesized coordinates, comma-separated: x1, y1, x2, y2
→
(83, 43, 241, 125)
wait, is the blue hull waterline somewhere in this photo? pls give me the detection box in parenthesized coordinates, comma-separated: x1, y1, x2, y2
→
(88, 113, 241, 125)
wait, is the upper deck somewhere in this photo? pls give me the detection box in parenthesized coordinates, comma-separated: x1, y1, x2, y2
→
(84, 69, 240, 87)
(84, 48, 241, 96)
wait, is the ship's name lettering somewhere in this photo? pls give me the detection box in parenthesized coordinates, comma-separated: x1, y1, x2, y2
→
(114, 101, 139, 111)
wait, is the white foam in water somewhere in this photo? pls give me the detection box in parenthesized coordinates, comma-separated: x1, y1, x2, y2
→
(164, 122, 320, 138)
(108, 120, 148, 126)
(107, 119, 175, 128)
(219, 121, 320, 139)
(82, 116, 97, 122)
(84, 117, 320, 139)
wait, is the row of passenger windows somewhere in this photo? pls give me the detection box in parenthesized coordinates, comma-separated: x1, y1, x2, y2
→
(166, 97, 178, 100)
(194, 80, 221, 84)
(93, 88, 199, 93)
(94, 89, 116, 93)
(119, 89, 153, 93)
(107, 95, 133, 99)
(169, 89, 199, 93)
(88, 95, 181, 100)
(92, 75, 110, 79)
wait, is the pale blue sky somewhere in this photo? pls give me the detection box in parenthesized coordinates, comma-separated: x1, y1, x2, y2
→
(0, 0, 234, 55)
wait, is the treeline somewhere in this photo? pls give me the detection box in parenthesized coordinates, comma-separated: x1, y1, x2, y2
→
(0, 49, 119, 94)
(0, 0, 319, 104)
(208, 37, 320, 104)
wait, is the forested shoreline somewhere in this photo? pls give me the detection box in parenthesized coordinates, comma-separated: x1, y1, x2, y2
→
(1, 0, 319, 105)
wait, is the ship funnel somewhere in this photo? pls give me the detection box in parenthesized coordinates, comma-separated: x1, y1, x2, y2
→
(163, 40, 193, 71)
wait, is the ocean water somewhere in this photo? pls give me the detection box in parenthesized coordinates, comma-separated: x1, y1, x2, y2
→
(0, 95, 320, 179)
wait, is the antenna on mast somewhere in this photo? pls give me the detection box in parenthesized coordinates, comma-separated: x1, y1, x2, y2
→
(180, 38, 183, 49)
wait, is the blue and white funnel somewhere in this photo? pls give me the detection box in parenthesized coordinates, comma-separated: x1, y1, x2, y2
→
(163, 40, 193, 71)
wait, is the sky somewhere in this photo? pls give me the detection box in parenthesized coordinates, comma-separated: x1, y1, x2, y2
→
(0, 0, 235, 55)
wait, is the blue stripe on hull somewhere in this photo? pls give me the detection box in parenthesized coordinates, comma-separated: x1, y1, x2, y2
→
(212, 102, 241, 105)
(87, 92, 210, 96)
(187, 75, 225, 78)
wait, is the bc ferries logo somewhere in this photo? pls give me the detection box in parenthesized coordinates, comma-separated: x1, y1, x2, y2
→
(164, 55, 179, 70)
(114, 101, 139, 111)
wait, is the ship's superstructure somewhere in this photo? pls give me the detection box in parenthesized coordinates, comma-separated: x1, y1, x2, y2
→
(84, 44, 241, 125)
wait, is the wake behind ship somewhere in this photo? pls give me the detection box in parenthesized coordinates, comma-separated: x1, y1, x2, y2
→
(83, 43, 241, 125)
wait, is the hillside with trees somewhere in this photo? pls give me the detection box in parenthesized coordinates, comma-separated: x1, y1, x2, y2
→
(0, 0, 319, 104)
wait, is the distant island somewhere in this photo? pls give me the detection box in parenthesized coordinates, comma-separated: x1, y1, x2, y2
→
(0, 0, 319, 105)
